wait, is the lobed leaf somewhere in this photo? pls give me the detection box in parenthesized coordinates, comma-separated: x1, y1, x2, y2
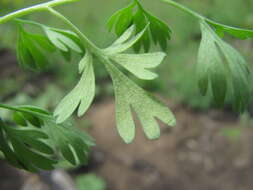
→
(106, 63, 176, 143)
(197, 21, 251, 111)
(103, 24, 149, 55)
(110, 52, 166, 80)
(17, 26, 55, 71)
(54, 51, 95, 123)
(44, 26, 83, 54)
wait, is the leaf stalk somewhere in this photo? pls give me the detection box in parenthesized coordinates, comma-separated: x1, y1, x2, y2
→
(0, 0, 79, 24)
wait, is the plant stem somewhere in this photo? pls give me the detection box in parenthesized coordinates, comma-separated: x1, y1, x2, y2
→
(0, 104, 20, 112)
(47, 8, 102, 56)
(161, 0, 205, 20)
(0, 0, 79, 24)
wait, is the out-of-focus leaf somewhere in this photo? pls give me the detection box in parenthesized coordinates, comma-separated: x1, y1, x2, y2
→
(17, 25, 55, 71)
(0, 105, 95, 171)
(197, 21, 251, 111)
(0, 118, 56, 172)
(208, 21, 253, 39)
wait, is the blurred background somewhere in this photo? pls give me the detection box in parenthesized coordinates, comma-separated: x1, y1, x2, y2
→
(1, 0, 253, 189)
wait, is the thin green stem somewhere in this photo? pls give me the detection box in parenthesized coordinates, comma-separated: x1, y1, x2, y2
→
(47, 8, 102, 55)
(161, 0, 204, 20)
(0, 104, 20, 112)
(0, 0, 79, 24)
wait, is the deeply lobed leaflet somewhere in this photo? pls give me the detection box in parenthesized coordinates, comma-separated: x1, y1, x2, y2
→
(0, 0, 252, 171)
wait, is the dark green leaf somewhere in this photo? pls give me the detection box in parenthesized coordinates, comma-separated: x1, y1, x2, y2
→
(107, 0, 172, 51)
(17, 26, 55, 71)
(208, 21, 253, 40)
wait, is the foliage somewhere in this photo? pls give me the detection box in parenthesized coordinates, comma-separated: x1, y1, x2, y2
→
(197, 21, 251, 111)
(107, 0, 171, 52)
(0, 104, 94, 172)
(0, 0, 253, 172)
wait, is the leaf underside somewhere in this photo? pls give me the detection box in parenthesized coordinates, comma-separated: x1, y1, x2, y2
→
(106, 63, 176, 143)
(197, 21, 251, 111)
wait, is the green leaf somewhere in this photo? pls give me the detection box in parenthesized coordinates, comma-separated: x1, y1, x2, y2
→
(44, 26, 83, 54)
(106, 63, 176, 143)
(17, 26, 55, 71)
(208, 21, 253, 40)
(197, 21, 227, 104)
(0, 119, 23, 169)
(12, 111, 27, 126)
(44, 120, 93, 165)
(103, 24, 149, 55)
(0, 119, 56, 171)
(110, 52, 166, 80)
(107, 2, 135, 34)
(54, 51, 95, 123)
(133, 8, 150, 52)
(107, 0, 172, 51)
(146, 12, 171, 50)
(197, 21, 251, 111)
(21, 112, 42, 127)
(0, 105, 95, 171)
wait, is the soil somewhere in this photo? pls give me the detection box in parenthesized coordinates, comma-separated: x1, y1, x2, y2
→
(1, 50, 253, 190)
(83, 100, 253, 190)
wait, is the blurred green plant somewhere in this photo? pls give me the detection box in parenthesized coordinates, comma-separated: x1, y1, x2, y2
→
(0, 0, 23, 7)
(0, 104, 94, 172)
(76, 173, 106, 190)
